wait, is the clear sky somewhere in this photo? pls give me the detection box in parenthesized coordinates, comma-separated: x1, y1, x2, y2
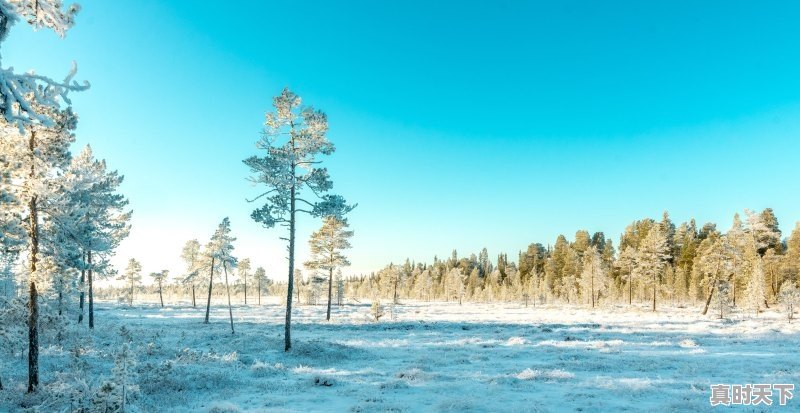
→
(5, 0, 800, 283)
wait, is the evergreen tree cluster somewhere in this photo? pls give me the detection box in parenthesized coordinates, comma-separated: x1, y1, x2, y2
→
(345, 210, 800, 317)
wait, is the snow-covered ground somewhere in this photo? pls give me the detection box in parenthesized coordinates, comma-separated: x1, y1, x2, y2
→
(2, 299, 799, 412)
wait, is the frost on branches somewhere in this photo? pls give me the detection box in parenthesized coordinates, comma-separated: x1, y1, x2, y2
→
(0, 0, 88, 129)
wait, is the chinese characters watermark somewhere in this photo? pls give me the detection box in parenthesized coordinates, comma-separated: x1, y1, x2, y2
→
(710, 384, 794, 406)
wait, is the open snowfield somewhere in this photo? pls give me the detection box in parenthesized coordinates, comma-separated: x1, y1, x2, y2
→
(2, 299, 799, 412)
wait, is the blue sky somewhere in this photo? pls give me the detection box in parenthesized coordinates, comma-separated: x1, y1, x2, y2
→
(6, 0, 800, 281)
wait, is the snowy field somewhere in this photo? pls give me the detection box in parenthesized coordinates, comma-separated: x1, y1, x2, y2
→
(2, 299, 799, 412)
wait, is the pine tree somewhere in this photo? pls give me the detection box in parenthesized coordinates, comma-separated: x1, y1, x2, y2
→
(617, 246, 637, 305)
(180, 239, 201, 307)
(149, 270, 168, 308)
(238, 258, 251, 305)
(778, 280, 800, 321)
(2, 106, 75, 392)
(698, 235, 735, 315)
(119, 258, 142, 306)
(253, 267, 267, 305)
(712, 280, 733, 319)
(579, 245, 606, 308)
(0, 0, 88, 129)
(335, 269, 344, 306)
(204, 218, 237, 333)
(744, 258, 766, 317)
(304, 216, 353, 321)
(62, 145, 130, 328)
(243, 88, 354, 351)
(634, 225, 671, 311)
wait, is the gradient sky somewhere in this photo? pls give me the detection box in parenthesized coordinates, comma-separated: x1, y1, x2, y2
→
(5, 0, 800, 282)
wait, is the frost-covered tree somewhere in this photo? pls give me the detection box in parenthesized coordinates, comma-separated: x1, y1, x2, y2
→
(634, 226, 671, 311)
(446, 267, 466, 304)
(778, 281, 799, 322)
(237, 257, 251, 305)
(243, 88, 354, 351)
(2, 106, 75, 392)
(579, 245, 606, 308)
(149, 270, 168, 308)
(180, 239, 201, 307)
(304, 216, 352, 321)
(744, 258, 766, 317)
(617, 246, 637, 305)
(204, 218, 236, 333)
(62, 145, 130, 328)
(697, 235, 735, 315)
(92, 326, 138, 413)
(253, 266, 267, 305)
(712, 280, 733, 319)
(118, 258, 142, 306)
(0, 0, 89, 129)
(335, 269, 344, 306)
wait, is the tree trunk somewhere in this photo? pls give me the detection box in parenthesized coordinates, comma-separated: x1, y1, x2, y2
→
(191, 285, 196, 307)
(78, 251, 85, 323)
(258, 280, 261, 306)
(27, 131, 39, 393)
(244, 273, 247, 305)
(129, 279, 134, 306)
(205, 257, 215, 324)
(158, 279, 163, 307)
(393, 278, 398, 304)
(285, 183, 296, 351)
(326, 267, 333, 321)
(223, 263, 234, 334)
(701, 279, 717, 315)
(652, 272, 656, 312)
(628, 275, 633, 305)
(591, 271, 595, 308)
(88, 250, 94, 329)
(28, 279, 38, 393)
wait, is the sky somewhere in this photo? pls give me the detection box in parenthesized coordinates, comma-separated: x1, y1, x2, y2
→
(5, 0, 800, 283)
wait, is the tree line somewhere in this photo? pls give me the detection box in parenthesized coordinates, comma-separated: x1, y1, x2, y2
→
(345, 210, 800, 320)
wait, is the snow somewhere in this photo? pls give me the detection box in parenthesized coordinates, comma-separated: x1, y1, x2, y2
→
(2, 299, 799, 412)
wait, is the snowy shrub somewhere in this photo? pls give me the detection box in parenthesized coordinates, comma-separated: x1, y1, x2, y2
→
(206, 401, 242, 413)
(371, 299, 384, 321)
(778, 281, 800, 321)
(514, 368, 574, 381)
(711, 281, 733, 319)
(250, 361, 285, 378)
(92, 328, 139, 413)
(505, 337, 526, 346)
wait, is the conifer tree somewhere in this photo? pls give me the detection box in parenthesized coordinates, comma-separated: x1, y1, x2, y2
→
(62, 145, 130, 328)
(304, 216, 353, 321)
(579, 245, 606, 307)
(0, 0, 88, 129)
(180, 239, 201, 307)
(119, 258, 142, 306)
(238, 258, 251, 305)
(634, 225, 671, 311)
(204, 218, 237, 333)
(244, 88, 354, 351)
(149, 270, 168, 308)
(253, 266, 267, 305)
(2, 106, 74, 392)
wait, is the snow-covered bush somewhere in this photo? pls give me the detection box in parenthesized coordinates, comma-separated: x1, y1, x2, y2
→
(711, 281, 733, 319)
(371, 299, 384, 321)
(91, 327, 139, 412)
(778, 281, 800, 321)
